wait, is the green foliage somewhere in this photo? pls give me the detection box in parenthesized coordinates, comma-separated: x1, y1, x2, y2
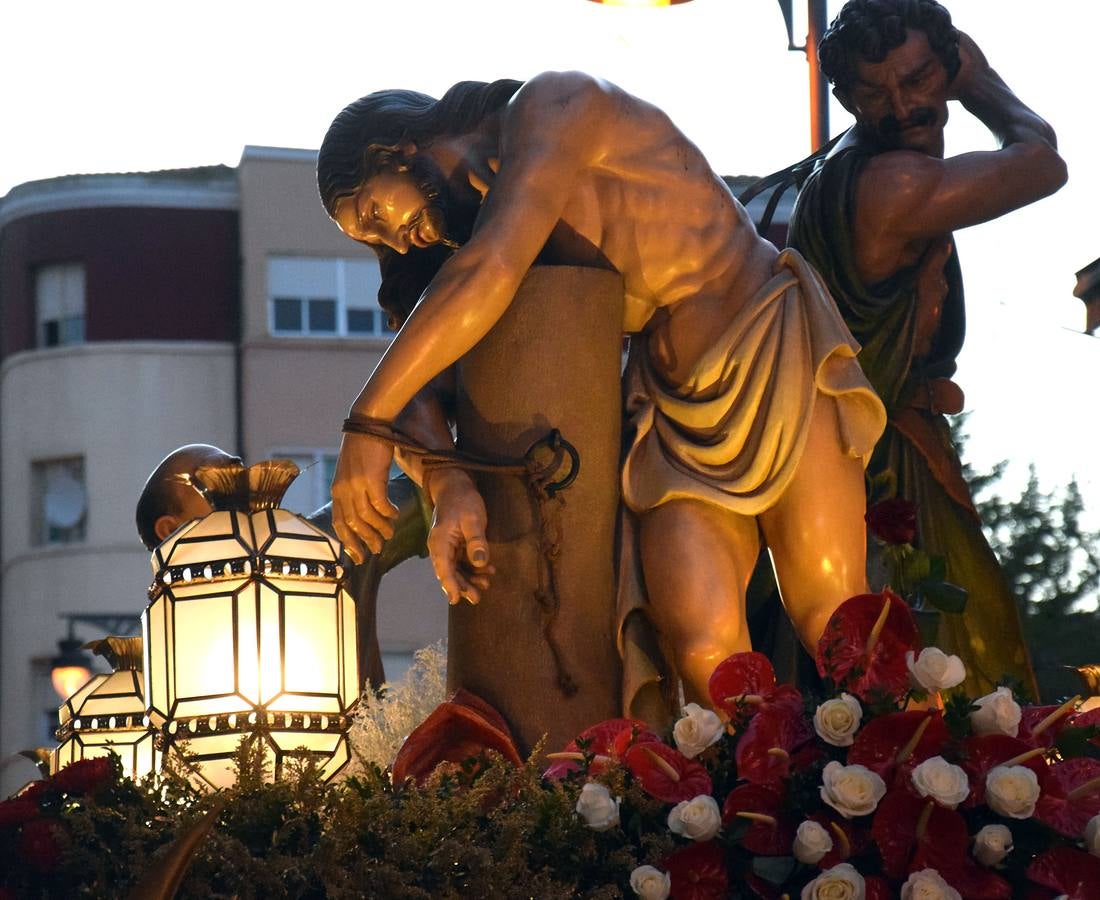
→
(3, 742, 675, 898)
(953, 418, 1100, 700)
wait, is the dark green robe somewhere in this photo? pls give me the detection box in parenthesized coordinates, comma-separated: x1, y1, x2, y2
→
(787, 141, 1037, 699)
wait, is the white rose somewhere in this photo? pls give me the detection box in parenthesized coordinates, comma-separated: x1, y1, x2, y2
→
(801, 862, 866, 900)
(793, 819, 834, 864)
(629, 865, 671, 900)
(673, 703, 724, 759)
(576, 782, 620, 831)
(900, 868, 962, 900)
(906, 648, 967, 692)
(972, 823, 1013, 866)
(911, 756, 970, 808)
(970, 686, 1022, 737)
(985, 765, 1041, 819)
(820, 761, 887, 819)
(1083, 814, 1100, 857)
(667, 794, 721, 842)
(814, 694, 863, 747)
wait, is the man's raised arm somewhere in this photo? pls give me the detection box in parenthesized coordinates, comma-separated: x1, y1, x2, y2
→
(859, 33, 1066, 252)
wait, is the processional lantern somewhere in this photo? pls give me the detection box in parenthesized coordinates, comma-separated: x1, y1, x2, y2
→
(143, 460, 359, 789)
(50, 636, 93, 702)
(52, 636, 156, 781)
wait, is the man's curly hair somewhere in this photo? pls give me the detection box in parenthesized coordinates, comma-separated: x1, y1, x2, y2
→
(819, 0, 960, 92)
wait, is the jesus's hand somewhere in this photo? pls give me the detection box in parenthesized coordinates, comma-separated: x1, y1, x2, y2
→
(331, 431, 399, 564)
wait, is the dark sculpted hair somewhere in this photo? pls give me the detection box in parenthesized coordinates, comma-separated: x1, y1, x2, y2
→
(317, 78, 523, 218)
(819, 0, 960, 92)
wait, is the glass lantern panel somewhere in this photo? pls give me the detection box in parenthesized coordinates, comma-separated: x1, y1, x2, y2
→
(144, 601, 170, 724)
(59, 673, 108, 726)
(157, 511, 252, 569)
(283, 593, 339, 704)
(270, 730, 341, 753)
(74, 670, 144, 719)
(341, 587, 358, 708)
(258, 585, 283, 706)
(236, 585, 260, 706)
(175, 594, 236, 702)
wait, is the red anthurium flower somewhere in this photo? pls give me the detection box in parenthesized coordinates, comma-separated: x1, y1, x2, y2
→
(624, 741, 712, 804)
(1018, 698, 1080, 750)
(543, 717, 657, 779)
(871, 789, 967, 879)
(815, 591, 920, 703)
(847, 710, 948, 783)
(708, 652, 778, 717)
(864, 876, 893, 900)
(1026, 847, 1100, 900)
(50, 757, 114, 797)
(721, 783, 796, 855)
(735, 701, 813, 784)
(807, 813, 870, 869)
(865, 497, 918, 545)
(1033, 757, 1100, 837)
(391, 688, 522, 786)
(959, 734, 1049, 809)
(663, 840, 729, 900)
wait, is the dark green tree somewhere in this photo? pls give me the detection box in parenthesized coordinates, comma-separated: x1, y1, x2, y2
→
(954, 419, 1100, 700)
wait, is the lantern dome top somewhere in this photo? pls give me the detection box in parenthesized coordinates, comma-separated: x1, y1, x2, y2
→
(190, 458, 301, 512)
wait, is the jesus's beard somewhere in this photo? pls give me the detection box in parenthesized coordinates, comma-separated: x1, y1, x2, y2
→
(404, 153, 477, 250)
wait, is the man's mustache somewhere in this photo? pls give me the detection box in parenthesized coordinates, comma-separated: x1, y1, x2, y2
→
(878, 107, 937, 136)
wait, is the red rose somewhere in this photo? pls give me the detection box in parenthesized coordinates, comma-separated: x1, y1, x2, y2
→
(50, 756, 115, 796)
(18, 818, 67, 873)
(865, 498, 918, 545)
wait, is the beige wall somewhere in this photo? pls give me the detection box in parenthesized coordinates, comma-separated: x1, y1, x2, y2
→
(237, 148, 446, 686)
(0, 342, 236, 794)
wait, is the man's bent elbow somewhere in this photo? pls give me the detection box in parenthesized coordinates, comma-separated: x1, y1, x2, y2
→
(1021, 141, 1068, 200)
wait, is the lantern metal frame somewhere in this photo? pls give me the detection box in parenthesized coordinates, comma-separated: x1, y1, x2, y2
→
(144, 503, 358, 789)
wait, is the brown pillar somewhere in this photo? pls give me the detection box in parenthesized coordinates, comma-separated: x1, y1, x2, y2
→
(451, 265, 624, 755)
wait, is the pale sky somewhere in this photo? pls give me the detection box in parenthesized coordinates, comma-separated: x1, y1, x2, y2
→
(2, 0, 1096, 520)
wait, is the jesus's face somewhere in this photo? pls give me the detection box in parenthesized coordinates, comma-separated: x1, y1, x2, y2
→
(838, 30, 951, 156)
(334, 169, 448, 254)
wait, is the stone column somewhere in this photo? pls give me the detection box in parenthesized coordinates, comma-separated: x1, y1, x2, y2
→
(451, 265, 624, 755)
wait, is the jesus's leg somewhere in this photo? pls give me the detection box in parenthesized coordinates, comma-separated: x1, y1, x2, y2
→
(639, 499, 761, 704)
(758, 393, 869, 652)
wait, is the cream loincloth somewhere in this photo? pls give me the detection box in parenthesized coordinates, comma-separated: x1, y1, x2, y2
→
(617, 248, 886, 722)
(621, 248, 885, 516)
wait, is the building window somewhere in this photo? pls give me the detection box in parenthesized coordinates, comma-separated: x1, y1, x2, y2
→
(271, 449, 340, 515)
(267, 256, 393, 339)
(35, 263, 86, 347)
(32, 457, 87, 546)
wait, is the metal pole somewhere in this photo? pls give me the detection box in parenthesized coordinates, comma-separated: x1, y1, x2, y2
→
(806, 0, 830, 151)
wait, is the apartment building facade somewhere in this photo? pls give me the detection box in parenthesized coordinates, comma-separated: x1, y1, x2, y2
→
(0, 151, 443, 796)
